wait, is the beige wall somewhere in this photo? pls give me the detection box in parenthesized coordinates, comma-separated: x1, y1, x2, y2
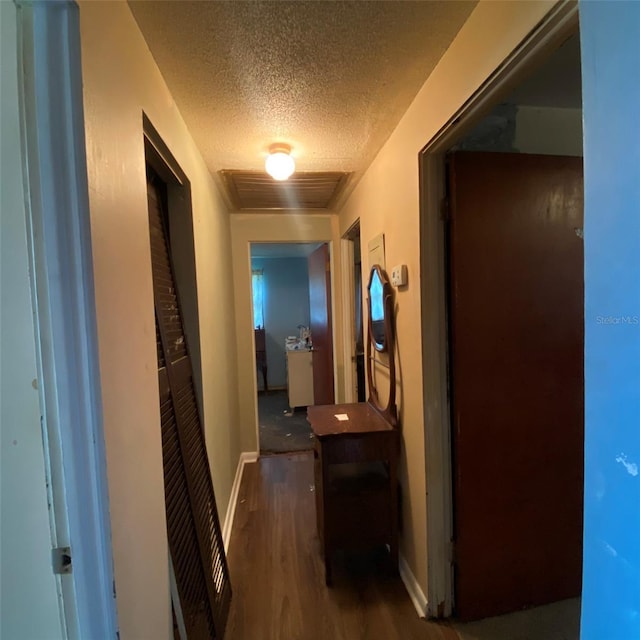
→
(79, 2, 240, 638)
(230, 213, 344, 453)
(339, 0, 557, 599)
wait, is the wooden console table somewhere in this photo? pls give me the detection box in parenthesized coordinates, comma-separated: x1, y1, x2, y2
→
(307, 402, 399, 585)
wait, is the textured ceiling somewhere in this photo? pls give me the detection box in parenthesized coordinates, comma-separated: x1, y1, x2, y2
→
(129, 0, 477, 209)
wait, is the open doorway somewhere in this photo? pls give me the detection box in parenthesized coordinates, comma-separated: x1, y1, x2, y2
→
(421, 11, 584, 637)
(342, 221, 366, 403)
(447, 33, 584, 626)
(250, 242, 334, 455)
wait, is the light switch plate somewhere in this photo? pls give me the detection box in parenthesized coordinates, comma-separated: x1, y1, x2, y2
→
(391, 264, 407, 287)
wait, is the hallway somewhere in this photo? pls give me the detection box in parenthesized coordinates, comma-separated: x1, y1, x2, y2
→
(225, 453, 456, 640)
(225, 454, 580, 640)
(3, 1, 638, 637)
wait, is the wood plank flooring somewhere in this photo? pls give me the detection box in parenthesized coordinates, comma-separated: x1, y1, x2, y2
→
(225, 453, 457, 640)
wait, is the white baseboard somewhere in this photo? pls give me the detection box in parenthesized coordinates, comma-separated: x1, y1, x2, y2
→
(222, 451, 259, 551)
(399, 553, 428, 618)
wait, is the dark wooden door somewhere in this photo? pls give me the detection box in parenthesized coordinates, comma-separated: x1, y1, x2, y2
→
(148, 175, 231, 639)
(309, 243, 334, 405)
(448, 152, 584, 621)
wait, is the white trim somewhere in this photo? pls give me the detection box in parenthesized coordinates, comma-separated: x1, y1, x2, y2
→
(248, 246, 262, 451)
(222, 452, 259, 551)
(418, 0, 579, 618)
(399, 554, 428, 619)
(327, 240, 339, 403)
(16, 1, 118, 638)
(419, 154, 453, 618)
(340, 238, 357, 403)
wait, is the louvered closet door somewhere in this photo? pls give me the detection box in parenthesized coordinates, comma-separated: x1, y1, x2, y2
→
(148, 177, 231, 639)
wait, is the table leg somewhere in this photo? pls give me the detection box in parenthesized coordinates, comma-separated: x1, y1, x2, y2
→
(389, 455, 399, 575)
(324, 551, 332, 586)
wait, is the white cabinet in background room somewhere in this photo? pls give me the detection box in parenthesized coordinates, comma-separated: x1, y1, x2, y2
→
(287, 350, 314, 409)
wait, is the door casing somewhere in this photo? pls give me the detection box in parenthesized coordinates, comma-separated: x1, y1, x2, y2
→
(13, 2, 118, 637)
(340, 219, 362, 403)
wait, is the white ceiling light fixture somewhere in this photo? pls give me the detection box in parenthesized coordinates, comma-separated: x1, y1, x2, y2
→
(265, 143, 295, 181)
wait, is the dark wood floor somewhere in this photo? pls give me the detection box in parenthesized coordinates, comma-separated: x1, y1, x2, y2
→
(225, 452, 458, 640)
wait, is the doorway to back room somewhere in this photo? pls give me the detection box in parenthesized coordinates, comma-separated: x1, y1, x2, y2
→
(250, 242, 334, 454)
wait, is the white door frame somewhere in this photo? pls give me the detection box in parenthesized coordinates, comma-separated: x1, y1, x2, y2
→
(340, 237, 357, 403)
(340, 219, 362, 404)
(419, 1, 579, 618)
(16, 1, 118, 637)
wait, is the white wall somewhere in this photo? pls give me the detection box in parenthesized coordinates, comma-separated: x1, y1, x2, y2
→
(339, 0, 557, 601)
(79, 2, 241, 637)
(454, 104, 583, 156)
(515, 106, 583, 156)
(231, 213, 343, 453)
(0, 3, 64, 637)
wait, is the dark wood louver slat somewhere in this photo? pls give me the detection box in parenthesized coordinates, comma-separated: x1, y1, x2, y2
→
(148, 179, 231, 639)
(156, 322, 166, 369)
(159, 387, 215, 639)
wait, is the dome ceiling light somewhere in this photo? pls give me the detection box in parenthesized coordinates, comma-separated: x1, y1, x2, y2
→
(265, 143, 295, 181)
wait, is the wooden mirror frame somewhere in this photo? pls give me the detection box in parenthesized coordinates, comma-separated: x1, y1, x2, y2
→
(366, 265, 397, 426)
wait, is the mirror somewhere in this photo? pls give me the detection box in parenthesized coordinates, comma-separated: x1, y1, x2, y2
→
(366, 265, 397, 426)
(369, 267, 386, 350)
